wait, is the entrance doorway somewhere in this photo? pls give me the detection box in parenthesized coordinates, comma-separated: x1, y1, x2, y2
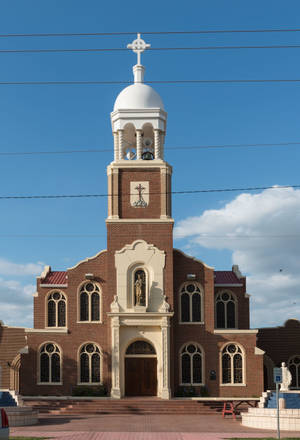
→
(125, 340, 157, 396)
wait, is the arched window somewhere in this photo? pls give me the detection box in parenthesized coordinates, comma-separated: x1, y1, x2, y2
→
(288, 355, 300, 388)
(215, 291, 237, 328)
(79, 282, 101, 322)
(133, 269, 146, 307)
(79, 343, 101, 384)
(221, 343, 244, 384)
(126, 340, 156, 355)
(40, 343, 61, 383)
(180, 343, 203, 385)
(180, 283, 203, 323)
(47, 291, 66, 327)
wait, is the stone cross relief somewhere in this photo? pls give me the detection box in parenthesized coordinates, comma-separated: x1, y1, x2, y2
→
(130, 181, 149, 208)
(127, 33, 151, 65)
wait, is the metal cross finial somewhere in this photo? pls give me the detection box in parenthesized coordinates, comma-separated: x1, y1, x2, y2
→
(127, 33, 151, 65)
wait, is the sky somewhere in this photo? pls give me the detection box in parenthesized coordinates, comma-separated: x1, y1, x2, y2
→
(0, 0, 300, 329)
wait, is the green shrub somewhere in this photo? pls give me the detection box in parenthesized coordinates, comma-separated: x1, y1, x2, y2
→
(71, 385, 107, 397)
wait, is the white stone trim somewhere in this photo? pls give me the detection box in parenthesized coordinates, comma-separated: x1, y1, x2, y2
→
(25, 328, 68, 333)
(255, 346, 265, 355)
(173, 248, 214, 270)
(40, 284, 68, 288)
(214, 329, 258, 334)
(67, 249, 107, 270)
(106, 218, 174, 223)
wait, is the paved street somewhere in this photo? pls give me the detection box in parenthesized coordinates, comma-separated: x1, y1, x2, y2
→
(10, 414, 300, 439)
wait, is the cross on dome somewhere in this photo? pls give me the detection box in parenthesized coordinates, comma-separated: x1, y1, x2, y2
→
(127, 33, 151, 65)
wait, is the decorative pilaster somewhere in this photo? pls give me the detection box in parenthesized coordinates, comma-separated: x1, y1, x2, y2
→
(111, 316, 121, 398)
(113, 132, 119, 161)
(154, 129, 161, 159)
(136, 129, 143, 159)
(161, 317, 171, 399)
(118, 130, 124, 160)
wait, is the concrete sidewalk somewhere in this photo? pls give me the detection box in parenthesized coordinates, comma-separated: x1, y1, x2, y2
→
(10, 414, 300, 439)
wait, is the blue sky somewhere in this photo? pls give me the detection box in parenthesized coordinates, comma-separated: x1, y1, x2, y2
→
(0, 0, 300, 328)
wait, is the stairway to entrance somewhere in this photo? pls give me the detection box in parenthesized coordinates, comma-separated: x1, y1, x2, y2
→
(23, 398, 228, 415)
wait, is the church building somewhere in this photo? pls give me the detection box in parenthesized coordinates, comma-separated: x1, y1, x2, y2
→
(1, 35, 271, 399)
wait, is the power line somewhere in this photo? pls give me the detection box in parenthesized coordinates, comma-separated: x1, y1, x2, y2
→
(0, 79, 300, 86)
(1, 28, 300, 38)
(0, 185, 299, 200)
(1, 44, 300, 54)
(0, 233, 299, 239)
(1, 141, 300, 156)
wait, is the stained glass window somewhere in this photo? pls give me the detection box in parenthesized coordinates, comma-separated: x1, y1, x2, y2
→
(79, 343, 101, 384)
(288, 356, 300, 388)
(180, 283, 203, 323)
(40, 343, 61, 383)
(180, 343, 203, 384)
(79, 283, 101, 322)
(221, 344, 243, 384)
(47, 292, 66, 327)
(215, 292, 237, 329)
(126, 340, 156, 355)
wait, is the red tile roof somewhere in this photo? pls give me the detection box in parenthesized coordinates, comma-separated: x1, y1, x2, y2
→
(214, 271, 242, 285)
(41, 271, 67, 285)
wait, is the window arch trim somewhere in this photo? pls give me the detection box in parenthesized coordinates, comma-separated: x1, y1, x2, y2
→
(287, 354, 300, 389)
(179, 341, 205, 386)
(179, 282, 204, 324)
(215, 289, 238, 329)
(37, 341, 63, 385)
(45, 290, 67, 329)
(77, 281, 102, 323)
(219, 342, 246, 386)
(77, 341, 103, 385)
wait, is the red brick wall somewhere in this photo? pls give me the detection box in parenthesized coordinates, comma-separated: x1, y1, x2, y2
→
(119, 169, 161, 219)
(0, 323, 26, 389)
(257, 319, 300, 366)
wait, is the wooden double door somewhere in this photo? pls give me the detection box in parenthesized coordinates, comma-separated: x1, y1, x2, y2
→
(125, 357, 157, 396)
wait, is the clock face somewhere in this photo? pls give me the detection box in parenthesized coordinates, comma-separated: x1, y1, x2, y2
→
(130, 181, 149, 208)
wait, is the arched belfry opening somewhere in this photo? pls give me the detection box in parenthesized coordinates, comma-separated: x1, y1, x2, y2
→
(125, 340, 157, 396)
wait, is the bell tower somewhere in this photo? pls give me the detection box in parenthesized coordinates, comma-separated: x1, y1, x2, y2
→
(107, 35, 174, 399)
(107, 34, 171, 222)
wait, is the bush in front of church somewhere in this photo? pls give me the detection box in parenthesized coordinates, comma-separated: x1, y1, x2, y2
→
(72, 385, 107, 397)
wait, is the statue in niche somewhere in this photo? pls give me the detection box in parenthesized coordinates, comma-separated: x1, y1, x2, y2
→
(134, 270, 146, 306)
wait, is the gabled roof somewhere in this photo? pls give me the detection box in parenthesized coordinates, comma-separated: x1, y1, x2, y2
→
(41, 271, 68, 286)
(214, 271, 242, 285)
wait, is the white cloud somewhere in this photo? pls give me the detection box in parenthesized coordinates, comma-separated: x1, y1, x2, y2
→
(0, 278, 34, 327)
(0, 258, 43, 276)
(174, 187, 300, 327)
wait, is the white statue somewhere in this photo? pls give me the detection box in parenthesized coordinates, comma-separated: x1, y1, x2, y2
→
(280, 362, 292, 391)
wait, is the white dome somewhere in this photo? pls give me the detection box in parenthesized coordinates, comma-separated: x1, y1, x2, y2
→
(113, 83, 164, 111)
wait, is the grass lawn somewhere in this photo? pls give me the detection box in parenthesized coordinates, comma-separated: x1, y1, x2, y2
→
(10, 437, 50, 439)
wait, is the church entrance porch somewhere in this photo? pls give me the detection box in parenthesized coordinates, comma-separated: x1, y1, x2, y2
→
(125, 357, 157, 396)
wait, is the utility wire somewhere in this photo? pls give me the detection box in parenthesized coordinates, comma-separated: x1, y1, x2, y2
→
(0, 79, 300, 86)
(1, 142, 300, 156)
(1, 28, 300, 38)
(1, 45, 300, 54)
(0, 233, 299, 239)
(0, 185, 299, 200)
